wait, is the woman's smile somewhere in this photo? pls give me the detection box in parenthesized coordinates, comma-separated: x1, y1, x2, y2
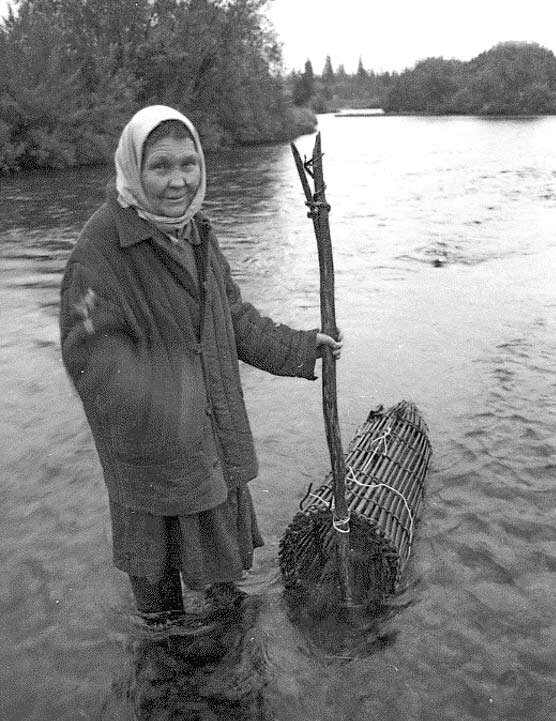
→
(141, 137, 201, 217)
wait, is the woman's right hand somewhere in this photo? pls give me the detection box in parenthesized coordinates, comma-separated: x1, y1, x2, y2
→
(316, 329, 343, 359)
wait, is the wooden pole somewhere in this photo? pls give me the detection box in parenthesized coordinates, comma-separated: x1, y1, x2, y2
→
(291, 134, 354, 607)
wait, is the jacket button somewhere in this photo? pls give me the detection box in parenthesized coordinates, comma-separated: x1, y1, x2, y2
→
(194, 345, 202, 354)
(206, 405, 213, 416)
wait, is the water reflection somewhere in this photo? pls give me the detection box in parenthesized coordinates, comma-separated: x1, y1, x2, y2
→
(101, 595, 269, 721)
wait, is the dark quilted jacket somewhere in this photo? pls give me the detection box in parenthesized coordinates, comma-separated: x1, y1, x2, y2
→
(60, 193, 318, 515)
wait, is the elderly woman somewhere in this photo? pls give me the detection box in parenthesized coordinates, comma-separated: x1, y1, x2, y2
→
(60, 105, 341, 617)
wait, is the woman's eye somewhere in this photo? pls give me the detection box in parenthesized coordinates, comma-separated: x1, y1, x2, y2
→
(146, 157, 197, 173)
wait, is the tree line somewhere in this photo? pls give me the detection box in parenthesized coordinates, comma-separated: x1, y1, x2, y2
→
(3, 2, 554, 176)
(290, 56, 393, 112)
(0, 0, 316, 173)
(292, 42, 556, 115)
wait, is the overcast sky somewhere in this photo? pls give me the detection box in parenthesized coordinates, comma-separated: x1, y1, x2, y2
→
(1, 0, 555, 74)
(266, 0, 556, 73)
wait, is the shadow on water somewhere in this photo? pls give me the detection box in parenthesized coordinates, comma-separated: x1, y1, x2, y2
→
(99, 581, 409, 721)
(0, 165, 111, 234)
(283, 588, 400, 660)
(101, 592, 271, 721)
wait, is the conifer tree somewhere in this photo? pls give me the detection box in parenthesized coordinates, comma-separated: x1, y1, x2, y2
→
(356, 57, 368, 80)
(322, 55, 335, 82)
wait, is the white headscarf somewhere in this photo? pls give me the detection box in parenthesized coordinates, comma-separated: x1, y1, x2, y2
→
(115, 105, 206, 236)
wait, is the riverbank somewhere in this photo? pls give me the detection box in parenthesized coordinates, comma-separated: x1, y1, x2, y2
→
(0, 105, 318, 176)
(333, 110, 556, 118)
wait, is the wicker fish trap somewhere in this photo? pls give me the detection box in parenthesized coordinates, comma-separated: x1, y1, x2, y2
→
(279, 401, 432, 603)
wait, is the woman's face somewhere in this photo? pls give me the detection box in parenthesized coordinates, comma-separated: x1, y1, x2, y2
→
(141, 136, 201, 217)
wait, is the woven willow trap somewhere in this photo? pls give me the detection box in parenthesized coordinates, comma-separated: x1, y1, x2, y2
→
(279, 401, 432, 605)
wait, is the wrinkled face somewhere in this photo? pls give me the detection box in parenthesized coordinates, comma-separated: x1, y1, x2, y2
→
(141, 136, 201, 217)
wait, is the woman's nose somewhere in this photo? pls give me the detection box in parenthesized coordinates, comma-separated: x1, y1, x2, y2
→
(168, 169, 186, 187)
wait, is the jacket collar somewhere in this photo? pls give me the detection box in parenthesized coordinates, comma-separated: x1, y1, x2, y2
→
(106, 184, 154, 248)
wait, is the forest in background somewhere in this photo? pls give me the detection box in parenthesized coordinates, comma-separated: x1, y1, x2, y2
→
(292, 42, 556, 116)
(0, 0, 316, 173)
(2, 0, 556, 174)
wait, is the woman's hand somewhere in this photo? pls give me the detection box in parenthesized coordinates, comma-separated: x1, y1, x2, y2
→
(316, 328, 343, 360)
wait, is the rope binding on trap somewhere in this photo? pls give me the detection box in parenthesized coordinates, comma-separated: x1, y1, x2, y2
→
(346, 466, 415, 558)
(279, 400, 432, 601)
(329, 495, 351, 534)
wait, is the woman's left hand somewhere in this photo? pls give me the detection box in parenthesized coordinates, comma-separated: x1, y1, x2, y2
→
(316, 329, 343, 360)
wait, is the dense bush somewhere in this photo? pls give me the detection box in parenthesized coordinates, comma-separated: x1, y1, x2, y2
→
(383, 42, 556, 115)
(0, 0, 317, 173)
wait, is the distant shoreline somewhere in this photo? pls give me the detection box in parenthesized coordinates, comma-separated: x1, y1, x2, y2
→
(332, 110, 555, 118)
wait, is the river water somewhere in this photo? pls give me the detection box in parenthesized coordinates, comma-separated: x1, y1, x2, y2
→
(1, 113, 555, 720)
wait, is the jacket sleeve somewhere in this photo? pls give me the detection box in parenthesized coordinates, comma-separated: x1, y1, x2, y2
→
(210, 236, 319, 380)
(59, 260, 148, 417)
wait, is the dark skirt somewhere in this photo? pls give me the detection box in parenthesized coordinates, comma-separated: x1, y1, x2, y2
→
(109, 485, 264, 590)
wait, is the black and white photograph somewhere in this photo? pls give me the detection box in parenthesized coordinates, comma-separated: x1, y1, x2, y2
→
(1, 1, 555, 719)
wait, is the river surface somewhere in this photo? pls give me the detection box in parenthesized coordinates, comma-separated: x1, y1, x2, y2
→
(1, 113, 556, 721)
